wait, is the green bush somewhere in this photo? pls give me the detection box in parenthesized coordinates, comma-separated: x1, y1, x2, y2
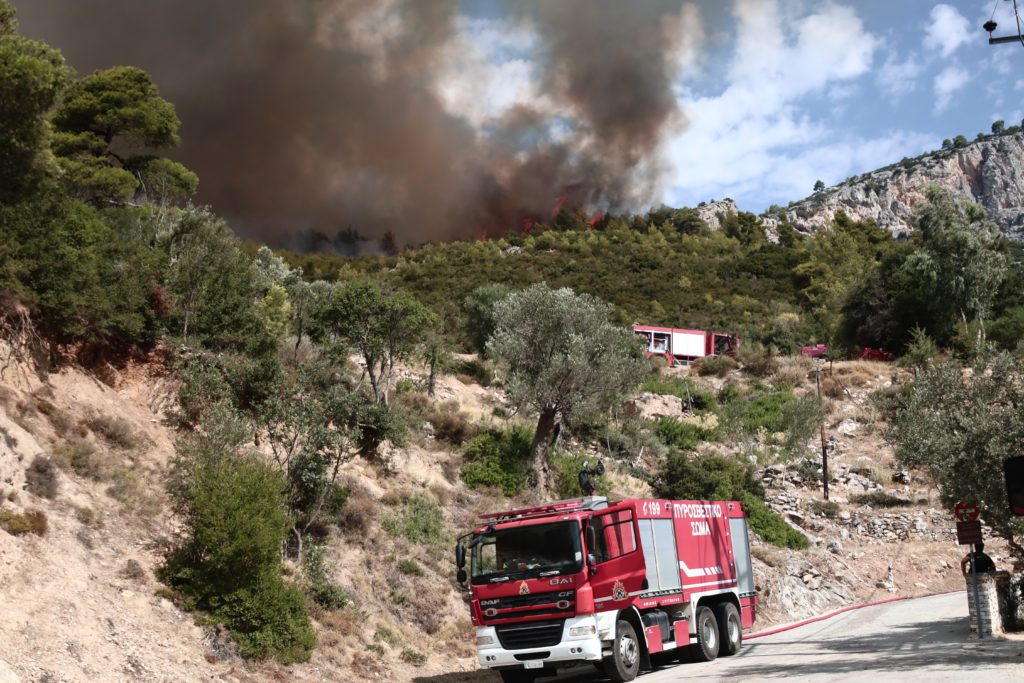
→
(650, 452, 764, 501)
(741, 494, 809, 549)
(454, 357, 494, 386)
(652, 417, 717, 450)
(0, 508, 48, 536)
(460, 427, 532, 496)
(850, 491, 913, 508)
(160, 450, 314, 663)
(810, 500, 840, 518)
(397, 559, 425, 576)
(382, 494, 445, 545)
(400, 648, 427, 666)
(214, 580, 316, 663)
(303, 543, 351, 610)
(548, 450, 604, 499)
(650, 452, 806, 549)
(638, 376, 716, 411)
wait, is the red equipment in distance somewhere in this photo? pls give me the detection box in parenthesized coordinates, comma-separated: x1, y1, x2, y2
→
(633, 324, 738, 367)
(799, 343, 828, 359)
(859, 347, 894, 361)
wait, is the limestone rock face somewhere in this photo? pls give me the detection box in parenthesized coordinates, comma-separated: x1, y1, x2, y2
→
(763, 133, 1024, 240)
(695, 199, 739, 231)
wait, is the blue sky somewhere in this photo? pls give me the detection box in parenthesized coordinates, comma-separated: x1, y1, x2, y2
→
(453, 0, 1021, 214)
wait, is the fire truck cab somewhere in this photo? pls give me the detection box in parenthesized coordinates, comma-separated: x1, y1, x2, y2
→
(456, 496, 757, 683)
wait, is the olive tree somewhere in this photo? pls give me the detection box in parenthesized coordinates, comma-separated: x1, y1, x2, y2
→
(314, 282, 437, 405)
(488, 283, 645, 490)
(887, 352, 1024, 560)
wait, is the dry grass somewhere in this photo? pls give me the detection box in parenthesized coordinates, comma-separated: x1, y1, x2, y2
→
(0, 507, 48, 536)
(85, 413, 142, 449)
(773, 357, 812, 388)
(25, 454, 60, 499)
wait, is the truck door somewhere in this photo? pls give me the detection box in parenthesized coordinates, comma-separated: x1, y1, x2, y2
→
(586, 507, 645, 609)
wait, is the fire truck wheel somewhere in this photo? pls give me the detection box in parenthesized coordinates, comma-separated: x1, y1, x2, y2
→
(713, 602, 742, 656)
(498, 670, 537, 683)
(602, 619, 641, 682)
(692, 606, 720, 662)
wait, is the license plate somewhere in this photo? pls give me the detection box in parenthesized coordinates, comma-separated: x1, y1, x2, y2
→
(524, 660, 543, 669)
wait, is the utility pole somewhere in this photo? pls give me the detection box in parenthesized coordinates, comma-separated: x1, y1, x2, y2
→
(815, 359, 829, 501)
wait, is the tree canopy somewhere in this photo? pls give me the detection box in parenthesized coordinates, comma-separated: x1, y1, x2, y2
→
(488, 283, 645, 489)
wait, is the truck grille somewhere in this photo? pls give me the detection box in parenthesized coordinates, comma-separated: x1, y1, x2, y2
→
(495, 620, 565, 650)
(480, 590, 575, 621)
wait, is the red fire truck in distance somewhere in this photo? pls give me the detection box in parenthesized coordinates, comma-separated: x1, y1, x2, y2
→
(633, 325, 739, 367)
(455, 496, 757, 683)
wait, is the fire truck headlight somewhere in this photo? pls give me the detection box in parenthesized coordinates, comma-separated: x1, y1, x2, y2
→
(477, 635, 495, 646)
(569, 625, 596, 637)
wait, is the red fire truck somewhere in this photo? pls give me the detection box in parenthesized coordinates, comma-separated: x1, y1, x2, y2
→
(632, 325, 739, 366)
(455, 496, 757, 682)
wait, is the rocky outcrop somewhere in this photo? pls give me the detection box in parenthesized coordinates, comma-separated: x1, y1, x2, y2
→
(764, 132, 1024, 240)
(695, 199, 739, 231)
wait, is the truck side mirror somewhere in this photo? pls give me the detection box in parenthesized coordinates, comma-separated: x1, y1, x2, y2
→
(587, 554, 598, 576)
(457, 568, 468, 585)
(456, 542, 466, 569)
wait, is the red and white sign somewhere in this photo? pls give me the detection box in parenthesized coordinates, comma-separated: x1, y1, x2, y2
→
(954, 502, 980, 522)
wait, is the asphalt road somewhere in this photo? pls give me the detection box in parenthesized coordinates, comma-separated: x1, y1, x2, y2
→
(542, 592, 1024, 683)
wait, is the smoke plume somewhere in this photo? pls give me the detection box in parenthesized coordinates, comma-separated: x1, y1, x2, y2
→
(15, 0, 700, 246)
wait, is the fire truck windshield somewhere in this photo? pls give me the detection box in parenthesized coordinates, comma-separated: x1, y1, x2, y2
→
(470, 520, 582, 584)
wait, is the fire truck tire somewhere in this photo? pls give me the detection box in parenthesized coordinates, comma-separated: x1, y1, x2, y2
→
(498, 670, 537, 683)
(602, 619, 641, 682)
(713, 602, 742, 656)
(691, 606, 720, 662)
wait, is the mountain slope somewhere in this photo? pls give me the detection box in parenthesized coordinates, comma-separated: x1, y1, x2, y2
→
(767, 132, 1024, 239)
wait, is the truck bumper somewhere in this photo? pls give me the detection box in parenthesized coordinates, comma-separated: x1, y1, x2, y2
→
(477, 614, 603, 670)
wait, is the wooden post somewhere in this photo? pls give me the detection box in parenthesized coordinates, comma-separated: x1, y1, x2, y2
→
(815, 360, 829, 501)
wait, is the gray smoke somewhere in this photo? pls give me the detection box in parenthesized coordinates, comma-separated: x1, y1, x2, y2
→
(14, 0, 697, 246)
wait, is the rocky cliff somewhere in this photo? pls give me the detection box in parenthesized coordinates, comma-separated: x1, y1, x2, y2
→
(765, 132, 1024, 239)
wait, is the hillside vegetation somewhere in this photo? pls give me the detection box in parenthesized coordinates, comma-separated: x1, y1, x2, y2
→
(1, 2, 1023, 681)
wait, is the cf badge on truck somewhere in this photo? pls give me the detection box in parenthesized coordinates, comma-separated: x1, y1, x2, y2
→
(519, 581, 530, 595)
(613, 579, 627, 601)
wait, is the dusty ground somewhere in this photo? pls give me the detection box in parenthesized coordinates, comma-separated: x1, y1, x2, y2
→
(0, 348, 996, 683)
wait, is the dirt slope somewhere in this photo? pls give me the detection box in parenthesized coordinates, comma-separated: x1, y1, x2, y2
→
(0, 347, 982, 683)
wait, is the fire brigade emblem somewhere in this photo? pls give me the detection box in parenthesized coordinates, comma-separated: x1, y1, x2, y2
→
(519, 581, 530, 596)
(612, 580, 627, 601)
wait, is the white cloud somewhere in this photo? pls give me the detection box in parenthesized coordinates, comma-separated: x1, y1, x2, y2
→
(666, 0, 891, 209)
(934, 65, 969, 111)
(878, 52, 924, 98)
(923, 4, 972, 57)
(435, 16, 545, 128)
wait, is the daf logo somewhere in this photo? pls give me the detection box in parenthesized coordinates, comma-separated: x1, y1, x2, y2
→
(549, 577, 572, 585)
(480, 599, 499, 607)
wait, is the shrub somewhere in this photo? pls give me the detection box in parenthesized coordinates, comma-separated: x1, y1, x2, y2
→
(693, 355, 737, 377)
(426, 402, 477, 445)
(337, 490, 374, 535)
(53, 439, 104, 480)
(742, 495, 809, 549)
(652, 417, 716, 450)
(650, 452, 764, 502)
(86, 413, 140, 449)
(650, 452, 806, 549)
(367, 643, 386, 656)
(400, 648, 427, 666)
(548, 450, 604, 499)
(810, 500, 840, 518)
(397, 559, 425, 576)
(453, 358, 493, 386)
(850, 491, 913, 508)
(460, 427, 532, 496)
(0, 508, 48, 536)
(738, 346, 778, 377)
(382, 494, 445, 546)
(304, 543, 352, 610)
(374, 626, 400, 646)
(25, 455, 60, 499)
(638, 376, 716, 411)
(160, 450, 314, 663)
